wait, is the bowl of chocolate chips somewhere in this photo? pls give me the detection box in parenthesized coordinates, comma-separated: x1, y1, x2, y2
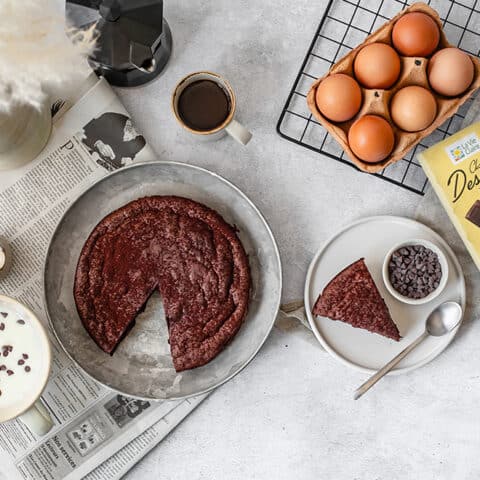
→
(382, 239, 448, 305)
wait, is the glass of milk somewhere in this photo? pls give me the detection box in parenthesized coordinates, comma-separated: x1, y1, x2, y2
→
(0, 295, 53, 435)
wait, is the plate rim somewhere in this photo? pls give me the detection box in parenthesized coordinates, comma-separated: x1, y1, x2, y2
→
(304, 215, 466, 376)
(43, 160, 282, 400)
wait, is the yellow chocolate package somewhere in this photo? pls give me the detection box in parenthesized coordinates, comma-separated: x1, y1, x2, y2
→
(418, 122, 480, 270)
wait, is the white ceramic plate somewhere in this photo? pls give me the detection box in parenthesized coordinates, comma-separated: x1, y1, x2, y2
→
(304, 216, 465, 375)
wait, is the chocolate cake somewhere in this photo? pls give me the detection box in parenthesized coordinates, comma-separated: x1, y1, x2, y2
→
(313, 258, 400, 341)
(74, 196, 250, 371)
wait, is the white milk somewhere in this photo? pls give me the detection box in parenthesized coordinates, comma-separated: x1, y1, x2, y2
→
(0, 299, 50, 421)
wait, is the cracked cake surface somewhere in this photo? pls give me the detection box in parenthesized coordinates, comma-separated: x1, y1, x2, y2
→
(312, 258, 400, 341)
(74, 196, 250, 371)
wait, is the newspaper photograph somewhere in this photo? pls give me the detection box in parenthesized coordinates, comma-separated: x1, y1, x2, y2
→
(0, 75, 207, 480)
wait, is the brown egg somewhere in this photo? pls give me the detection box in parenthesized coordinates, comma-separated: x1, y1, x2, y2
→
(354, 43, 401, 89)
(390, 86, 437, 132)
(428, 48, 474, 97)
(348, 115, 395, 163)
(315, 74, 362, 122)
(392, 12, 440, 57)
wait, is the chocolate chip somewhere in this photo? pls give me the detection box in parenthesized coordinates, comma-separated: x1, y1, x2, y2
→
(0, 390, 2, 396)
(16, 319, 25, 325)
(0, 312, 7, 318)
(0, 365, 5, 371)
(18, 359, 24, 365)
(2, 351, 8, 357)
(389, 244, 442, 299)
(0, 323, 4, 331)
(22, 353, 28, 359)
(7, 370, 13, 376)
(25, 366, 31, 372)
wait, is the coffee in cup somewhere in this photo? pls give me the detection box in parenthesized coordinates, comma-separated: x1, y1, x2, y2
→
(0, 295, 53, 435)
(172, 71, 252, 145)
(178, 79, 231, 131)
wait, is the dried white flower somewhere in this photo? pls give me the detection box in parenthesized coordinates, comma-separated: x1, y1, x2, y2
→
(0, 0, 96, 112)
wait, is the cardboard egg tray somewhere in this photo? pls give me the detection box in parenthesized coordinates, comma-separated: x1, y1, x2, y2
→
(306, 2, 480, 174)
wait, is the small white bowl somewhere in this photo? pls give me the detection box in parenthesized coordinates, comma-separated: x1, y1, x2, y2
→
(382, 239, 449, 305)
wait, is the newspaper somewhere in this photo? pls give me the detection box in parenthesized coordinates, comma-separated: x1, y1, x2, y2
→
(0, 74, 207, 480)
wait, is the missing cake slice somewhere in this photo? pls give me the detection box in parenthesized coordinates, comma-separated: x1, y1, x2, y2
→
(313, 258, 400, 341)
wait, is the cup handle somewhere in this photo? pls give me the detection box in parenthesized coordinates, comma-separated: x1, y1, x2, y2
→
(225, 119, 252, 145)
(19, 400, 53, 436)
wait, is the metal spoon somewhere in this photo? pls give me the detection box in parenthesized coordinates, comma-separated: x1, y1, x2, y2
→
(354, 301, 462, 400)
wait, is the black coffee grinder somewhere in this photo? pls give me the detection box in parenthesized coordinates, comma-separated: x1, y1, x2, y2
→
(67, 0, 172, 87)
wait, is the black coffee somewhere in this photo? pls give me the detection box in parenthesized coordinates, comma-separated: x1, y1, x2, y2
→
(178, 80, 230, 131)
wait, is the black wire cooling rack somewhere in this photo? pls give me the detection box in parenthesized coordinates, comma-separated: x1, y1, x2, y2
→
(277, 0, 480, 195)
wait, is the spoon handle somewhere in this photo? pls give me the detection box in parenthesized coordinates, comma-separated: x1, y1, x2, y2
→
(354, 330, 429, 400)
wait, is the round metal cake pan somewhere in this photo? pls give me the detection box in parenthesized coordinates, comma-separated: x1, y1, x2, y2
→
(44, 161, 282, 400)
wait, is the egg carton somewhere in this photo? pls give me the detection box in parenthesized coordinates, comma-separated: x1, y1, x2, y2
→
(306, 2, 480, 174)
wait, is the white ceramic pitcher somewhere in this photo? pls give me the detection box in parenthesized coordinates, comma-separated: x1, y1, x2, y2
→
(0, 103, 52, 171)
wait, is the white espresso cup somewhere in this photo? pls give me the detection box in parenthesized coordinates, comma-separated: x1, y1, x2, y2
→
(172, 71, 252, 145)
(0, 295, 53, 436)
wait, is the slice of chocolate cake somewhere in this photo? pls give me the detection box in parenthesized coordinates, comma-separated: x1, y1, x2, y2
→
(313, 258, 400, 341)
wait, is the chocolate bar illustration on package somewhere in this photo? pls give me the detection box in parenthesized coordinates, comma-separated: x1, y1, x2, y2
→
(466, 200, 480, 228)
